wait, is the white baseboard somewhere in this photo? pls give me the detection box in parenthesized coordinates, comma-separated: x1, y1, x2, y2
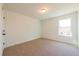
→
(5, 37, 78, 48)
(42, 37, 78, 48)
(5, 36, 41, 48)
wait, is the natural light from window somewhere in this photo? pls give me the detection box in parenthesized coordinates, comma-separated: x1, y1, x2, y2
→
(58, 18, 72, 37)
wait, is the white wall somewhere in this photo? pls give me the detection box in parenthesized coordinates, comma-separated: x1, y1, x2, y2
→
(5, 11, 41, 47)
(42, 11, 78, 46)
(0, 4, 4, 56)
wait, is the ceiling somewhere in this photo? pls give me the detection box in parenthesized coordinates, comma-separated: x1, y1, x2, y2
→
(3, 3, 79, 20)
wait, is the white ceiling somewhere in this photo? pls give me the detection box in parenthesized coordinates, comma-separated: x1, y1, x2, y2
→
(3, 3, 79, 20)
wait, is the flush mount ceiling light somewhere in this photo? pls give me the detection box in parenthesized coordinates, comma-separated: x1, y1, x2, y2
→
(40, 8, 48, 13)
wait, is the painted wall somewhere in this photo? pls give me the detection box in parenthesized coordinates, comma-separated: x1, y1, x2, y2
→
(5, 11, 41, 47)
(42, 12, 78, 46)
(0, 4, 4, 56)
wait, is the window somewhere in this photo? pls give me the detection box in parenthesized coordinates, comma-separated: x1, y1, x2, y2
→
(58, 18, 72, 36)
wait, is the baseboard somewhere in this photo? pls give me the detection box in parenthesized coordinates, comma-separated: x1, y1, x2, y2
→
(5, 37, 41, 48)
(41, 37, 78, 48)
(5, 37, 79, 48)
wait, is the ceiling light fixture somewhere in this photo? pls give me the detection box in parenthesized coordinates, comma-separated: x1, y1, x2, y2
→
(40, 8, 48, 13)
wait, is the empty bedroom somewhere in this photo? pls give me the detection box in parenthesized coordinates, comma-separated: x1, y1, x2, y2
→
(0, 3, 79, 56)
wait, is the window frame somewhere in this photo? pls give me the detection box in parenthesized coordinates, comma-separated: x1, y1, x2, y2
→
(58, 18, 72, 37)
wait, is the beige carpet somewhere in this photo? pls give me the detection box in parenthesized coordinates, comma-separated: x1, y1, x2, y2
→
(3, 38, 79, 56)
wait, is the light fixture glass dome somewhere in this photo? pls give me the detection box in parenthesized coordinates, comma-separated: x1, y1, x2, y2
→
(40, 8, 48, 13)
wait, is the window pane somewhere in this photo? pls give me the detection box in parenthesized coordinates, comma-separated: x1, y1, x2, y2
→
(59, 18, 71, 27)
(58, 18, 72, 36)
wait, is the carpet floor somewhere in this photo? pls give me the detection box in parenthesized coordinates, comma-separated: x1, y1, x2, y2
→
(3, 38, 79, 56)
